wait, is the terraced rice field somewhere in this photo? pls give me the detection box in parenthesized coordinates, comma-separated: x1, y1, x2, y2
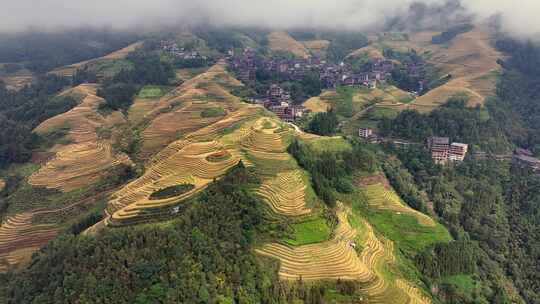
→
(404, 25, 501, 112)
(347, 45, 385, 60)
(139, 62, 249, 158)
(128, 98, 161, 125)
(268, 31, 311, 59)
(257, 170, 310, 216)
(107, 139, 242, 225)
(239, 118, 298, 175)
(242, 121, 287, 154)
(106, 79, 262, 225)
(0, 212, 58, 272)
(29, 84, 132, 191)
(303, 96, 330, 113)
(363, 183, 435, 227)
(302, 40, 330, 57)
(257, 205, 373, 281)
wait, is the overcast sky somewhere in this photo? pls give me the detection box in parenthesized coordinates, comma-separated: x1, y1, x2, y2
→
(1, 0, 539, 38)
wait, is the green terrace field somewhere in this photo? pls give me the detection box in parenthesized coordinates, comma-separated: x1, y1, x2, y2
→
(304, 136, 352, 154)
(137, 85, 171, 98)
(341, 185, 451, 253)
(366, 210, 451, 253)
(283, 216, 332, 246)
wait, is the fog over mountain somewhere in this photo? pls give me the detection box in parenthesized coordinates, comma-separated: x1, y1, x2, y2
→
(0, 0, 539, 38)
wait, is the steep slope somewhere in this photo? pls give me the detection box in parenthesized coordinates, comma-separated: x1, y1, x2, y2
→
(139, 62, 244, 159)
(0, 212, 57, 272)
(250, 132, 435, 303)
(409, 26, 501, 111)
(103, 63, 262, 226)
(51, 41, 143, 77)
(345, 25, 500, 113)
(268, 31, 311, 59)
(29, 84, 132, 191)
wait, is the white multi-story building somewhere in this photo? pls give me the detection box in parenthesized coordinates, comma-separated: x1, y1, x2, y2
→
(449, 143, 469, 162)
(359, 128, 373, 139)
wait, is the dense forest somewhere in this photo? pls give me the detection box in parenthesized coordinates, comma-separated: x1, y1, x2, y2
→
(0, 164, 276, 303)
(288, 138, 378, 206)
(0, 75, 75, 168)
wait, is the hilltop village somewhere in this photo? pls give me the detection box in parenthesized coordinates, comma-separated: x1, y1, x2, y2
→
(226, 47, 427, 122)
(228, 47, 400, 89)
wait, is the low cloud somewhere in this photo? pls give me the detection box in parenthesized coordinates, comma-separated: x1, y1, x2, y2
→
(462, 1, 540, 38)
(0, 0, 539, 38)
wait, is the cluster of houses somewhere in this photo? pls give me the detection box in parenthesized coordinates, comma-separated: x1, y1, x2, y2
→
(252, 84, 308, 122)
(160, 40, 207, 60)
(227, 48, 398, 90)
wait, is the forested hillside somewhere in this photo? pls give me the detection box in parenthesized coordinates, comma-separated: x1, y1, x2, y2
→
(0, 29, 140, 73)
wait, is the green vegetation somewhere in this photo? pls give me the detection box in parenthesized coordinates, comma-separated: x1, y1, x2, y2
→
(201, 106, 226, 118)
(34, 124, 72, 149)
(283, 216, 332, 246)
(307, 108, 339, 136)
(367, 211, 451, 252)
(379, 95, 511, 152)
(253, 70, 322, 103)
(333, 86, 356, 118)
(304, 137, 352, 154)
(149, 184, 195, 200)
(98, 50, 176, 113)
(0, 164, 284, 303)
(289, 138, 377, 207)
(0, 75, 74, 168)
(137, 85, 169, 99)
(441, 275, 478, 297)
(66, 201, 106, 235)
(97, 83, 137, 113)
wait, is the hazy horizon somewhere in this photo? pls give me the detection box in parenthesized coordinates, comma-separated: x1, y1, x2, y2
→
(0, 0, 539, 39)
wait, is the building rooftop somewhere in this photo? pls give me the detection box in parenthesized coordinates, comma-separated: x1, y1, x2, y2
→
(451, 143, 468, 148)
